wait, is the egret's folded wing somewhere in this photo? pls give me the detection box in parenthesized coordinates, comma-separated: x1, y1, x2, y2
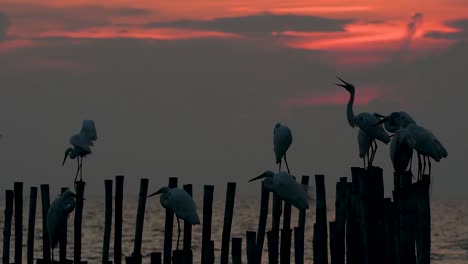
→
(80, 120, 97, 141)
(69, 134, 91, 152)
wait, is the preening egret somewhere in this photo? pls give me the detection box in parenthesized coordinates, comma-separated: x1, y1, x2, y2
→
(390, 128, 416, 174)
(336, 77, 390, 167)
(63, 120, 97, 184)
(47, 190, 78, 262)
(375, 111, 447, 180)
(274, 123, 293, 173)
(249, 170, 309, 210)
(148, 186, 200, 250)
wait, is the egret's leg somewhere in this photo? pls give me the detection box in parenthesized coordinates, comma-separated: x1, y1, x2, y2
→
(80, 157, 83, 182)
(284, 154, 291, 174)
(371, 140, 378, 166)
(422, 156, 427, 181)
(428, 158, 432, 177)
(417, 153, 422, 181)
(74, 158, 80, 183)
(367, 144, 374, 168)
(51, 248, 54, 263)
(409, 152, 413, 172)
(176, 217, 181, 250)
(363, 157, 366, 169)
(278, 160, 282, 172)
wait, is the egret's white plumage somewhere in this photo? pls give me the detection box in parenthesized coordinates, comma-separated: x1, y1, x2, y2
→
(376, 111, 447, 179)
(336, 77, 390, 167)
(63, 120, 97, 183)
(390, 128, 416, 174)
(249, 170, 309, 210)
(47, 190, 77, 261)
(273, 123, 293, 173)
(148, 186, 200, 249)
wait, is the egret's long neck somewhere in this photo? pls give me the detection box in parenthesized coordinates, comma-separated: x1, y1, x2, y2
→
(346, 90, 356, 127)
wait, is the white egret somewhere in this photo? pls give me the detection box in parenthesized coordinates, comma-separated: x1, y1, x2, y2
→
(336, 77, 390, 167)
(273, 123, 293, 173)
(47, 190, 78, 262)
(375, 111, 447, 180)
(249, 170, 309, 210)
(63, 120, 97, 184)
(148, 187, 200, 250)
(390, 128, 416, 174)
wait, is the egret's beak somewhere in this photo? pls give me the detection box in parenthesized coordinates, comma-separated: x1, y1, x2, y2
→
(389, 133, 395, 138)
(374, 113, 386, 118)
(335, 76, 350, 88)
(373, 117, 388, 127)
(248, 172, 268, 182)
(62, 148, 72, 166)
(148, 188, 163, 198)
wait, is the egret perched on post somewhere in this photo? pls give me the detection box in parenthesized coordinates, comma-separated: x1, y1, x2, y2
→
(249, 170, 309, 210)
(335, 77, 390, 167)
(47, 190, 78, 262)
(390, 128, 416, 174)
(63, 120, 97, 184)
(148, 186, 200, 250)
(274, 123, 292, 173)
(375, 111, 447, 180)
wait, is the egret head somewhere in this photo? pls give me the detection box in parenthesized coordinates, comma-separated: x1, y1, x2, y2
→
(62, 147, 75, 166)
(148, 186, 170, 198)
(335, 76, 355, 93)
(248, 170, 275, 182)
(398, 112, 416, 128)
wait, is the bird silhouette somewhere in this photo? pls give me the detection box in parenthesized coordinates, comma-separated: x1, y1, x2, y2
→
(375, 111, 447, 180)
(336, 77, 390, 168)
(273, 123, 293, 173)
(148, 186, 200, 250)
(47, 190, 78, 262)
(249, 170, 309, 210)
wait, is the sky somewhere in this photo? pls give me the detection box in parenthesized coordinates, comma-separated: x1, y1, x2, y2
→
(0, 0, 467, 199)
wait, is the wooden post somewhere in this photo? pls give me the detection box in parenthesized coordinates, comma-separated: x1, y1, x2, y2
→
(27, 187, 37, 264)
(295, 176, 309, 264)
(398, 171, 416, 264)
(150, 252, 161, 264)
(172, 250, 184, 264)
(415, 174, 431, 264)
(270, 194, 281, 264)
(201, 185, 214, 264)
(281, 177, 293, 264)
(14, 182, 23, 264)
(163, 177, 178, 264)
(383, 198, 396, 264)
(115, 175, 124, 264)
(103, 180, 113, 264)
(40, 184, 51, 263)
(2, 190, 14, 264)
(231, 237, 242, 264)
(313, 175, 328, 264)
(74, 180, 86, 264)
(207, 241, 215, 264)
(357, 168, 369, 264)
(220, 182, 236, 264)
(246, 231, 256, 264)
(132, 178, 149, 264)
(60, 187, 69, 263)
(255, 182, 269, 263)
(329, 221, 337, 264)
(334, 177, 347, 264)
(366, 167, 385, 264)
(183, 184, 193, 264)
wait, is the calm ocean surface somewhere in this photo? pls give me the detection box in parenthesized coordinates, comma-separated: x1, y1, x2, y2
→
(0, 197, 467, 264)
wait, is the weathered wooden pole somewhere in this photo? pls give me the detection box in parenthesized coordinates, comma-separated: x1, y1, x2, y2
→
(246, 231, 257, 264)
(231, 237, 242, 264)
(27, 187, 37, 264)
(346, 169, 361, 264)
(163, 177, 178, 264)
(356, 167, 369, 264)
(40, 184, 51, 263)
(131, 178, 149, 264)
(398, 171, 416, 264)
(295, 176, 309, 264)
(2, 190, 14, 264)
(312, 174, 328, 264)
(255, 182, 269, 263)
(74, 180, 86, 264)
(220, 182, 237, 264)
(201, 185, 214, 264)
(415, 174, 431, 264)
(334, 177, 348, 264)
(115, 175, 124, 264)
(14, 182, 23, 264)
(270, 194, 282, 264)
(182, 184, 193, 264)
(329, 221, 337, 264)
(60, 187, 70, 263)
(383, 198, 396, 264)
(103, 180, 113, 264)
(365, 166, 385, 264)
(280, 183, 293, 264)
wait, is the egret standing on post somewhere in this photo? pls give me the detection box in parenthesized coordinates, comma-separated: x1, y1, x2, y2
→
(336, 77, 390, 167)
(375, 111, 447, 180)
(274, 123, 292, 173)
(249, 170, 309, 210)
(47, 190, 78, 262)
(63, 120, 97, 184)
(148, 186, 200, 250)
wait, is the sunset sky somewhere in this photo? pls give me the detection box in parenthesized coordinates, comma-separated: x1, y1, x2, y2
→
(0, 0, 467, 198)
